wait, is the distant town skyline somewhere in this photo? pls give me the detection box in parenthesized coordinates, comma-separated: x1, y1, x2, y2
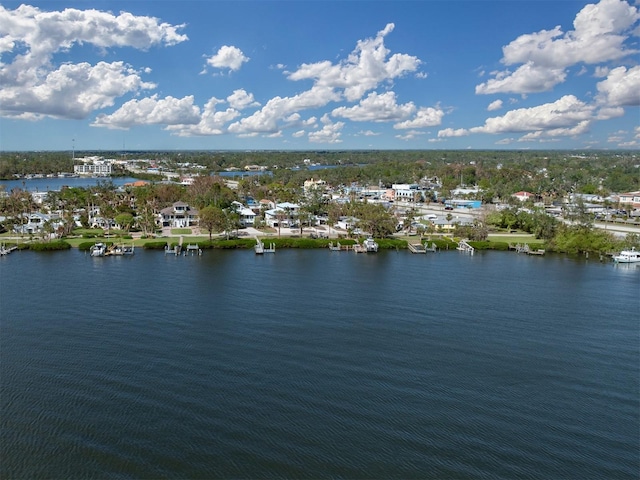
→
(1, 0, 639, 151)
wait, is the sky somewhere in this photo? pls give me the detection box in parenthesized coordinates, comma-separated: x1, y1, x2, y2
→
(0, 0, 639, 151)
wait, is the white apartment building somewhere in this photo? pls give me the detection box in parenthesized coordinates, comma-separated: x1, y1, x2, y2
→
(73, 158, 112, 176)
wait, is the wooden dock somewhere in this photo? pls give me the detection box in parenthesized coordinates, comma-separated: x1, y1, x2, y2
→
(328, 242, 351, 251)
(184, 244, 202, 255)
(255, 237, 275, 254)
(509, 243, 545, 256)
(408, 242, 438, 254)
(165, 244, 180, 255)
(457, 240, 475, 255)
(408, 243, 426, 253)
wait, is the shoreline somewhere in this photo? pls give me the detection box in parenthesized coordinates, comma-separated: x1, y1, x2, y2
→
(0, 235, 613, 261)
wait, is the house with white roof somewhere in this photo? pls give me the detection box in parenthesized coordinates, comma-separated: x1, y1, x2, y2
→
(391, 184, 426, 202)
(159, 202, 199, 228)
(231, 201, 257, 227)
(263, 202, 300, 228)
(13, 212, 63, 235)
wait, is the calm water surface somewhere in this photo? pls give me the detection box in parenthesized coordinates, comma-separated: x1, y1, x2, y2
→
(0, 177, 138, 192)
(1, 249, 638, 479)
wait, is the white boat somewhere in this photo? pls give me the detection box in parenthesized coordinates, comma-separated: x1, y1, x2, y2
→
(106, 244, 135, 256)
(0, 244, 18, 255)
(90, 242, 107, 257)
(363, 237, 378, 253)
(613, 247, 640, 263)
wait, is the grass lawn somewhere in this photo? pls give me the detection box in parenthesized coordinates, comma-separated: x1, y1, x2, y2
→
(487, 233, 538, 244)
(171, 228, 192, 235)
(63, 235, 211, 248)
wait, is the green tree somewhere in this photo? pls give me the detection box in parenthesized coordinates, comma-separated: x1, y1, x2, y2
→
(41, 219, 55, 242)
(566, 197, 593, 229)
(224, 206, 242, 237)
(60, 210, 77, 237)
(187, 176, 235, 209)
(355, 202, 396, 238)
(531, 211, 558, 240)
(403, 207, 417, 234)
(199, 205, 225, 240)
(327, 202, 342, 237)
(115, 213, 135, 232)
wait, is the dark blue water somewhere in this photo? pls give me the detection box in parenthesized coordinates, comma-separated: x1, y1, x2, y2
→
(1, 249, 638, 479)
(0, 177, 138, 193)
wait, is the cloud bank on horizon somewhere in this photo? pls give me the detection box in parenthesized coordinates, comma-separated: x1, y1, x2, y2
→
(0, 0, 638, 150)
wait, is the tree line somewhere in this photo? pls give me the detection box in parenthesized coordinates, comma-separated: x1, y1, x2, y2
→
(1, 150, 639, 254)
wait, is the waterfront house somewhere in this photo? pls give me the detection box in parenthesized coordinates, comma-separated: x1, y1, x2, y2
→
(159, 202, 199, 228)
(231, 201, 257, 227)
(90, 216, 116, 230)
(432, 215, 473, 233)
(264, 202, 300, 228)
(336, 216, 360, 231)
(13, 212, 63, 235)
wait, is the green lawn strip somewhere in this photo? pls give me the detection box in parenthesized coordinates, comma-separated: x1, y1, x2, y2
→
(8, 233, 546, 252)
(487, 233, 537, 243)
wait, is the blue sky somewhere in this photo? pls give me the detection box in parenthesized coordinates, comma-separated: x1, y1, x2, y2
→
(1, 0, 639, 151)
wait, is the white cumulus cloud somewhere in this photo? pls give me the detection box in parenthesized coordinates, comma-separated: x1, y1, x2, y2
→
(227, 89, 260, 110)
(0, 4, 187, 120)
(308, 115, 344, 143)
(595, 65, 640, 107)
(438, 128, 469, 138)
(228, 86, 340, 135)
(393, 107, 444, 129)
(2, 61, 156, 120)
(487, 99, 503, 111)
(206, 45, 249, 71)
(395, 130, 425, 141)
(92, 95, 201, 129)
(358, 130, 381, 136)
(167, 98, 241, 137)
(476, 0, 639, 94)
(470, 95, 595, 137)
(288, 23, 421, 102)
(476, 62, 567, 95)
(332, 91, 416, 122)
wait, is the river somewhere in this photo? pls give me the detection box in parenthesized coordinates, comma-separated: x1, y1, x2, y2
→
(0, 177, 139, 193)
(1, 249, 638, 479)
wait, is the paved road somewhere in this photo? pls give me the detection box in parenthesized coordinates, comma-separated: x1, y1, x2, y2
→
(592, 221, 640, 237)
